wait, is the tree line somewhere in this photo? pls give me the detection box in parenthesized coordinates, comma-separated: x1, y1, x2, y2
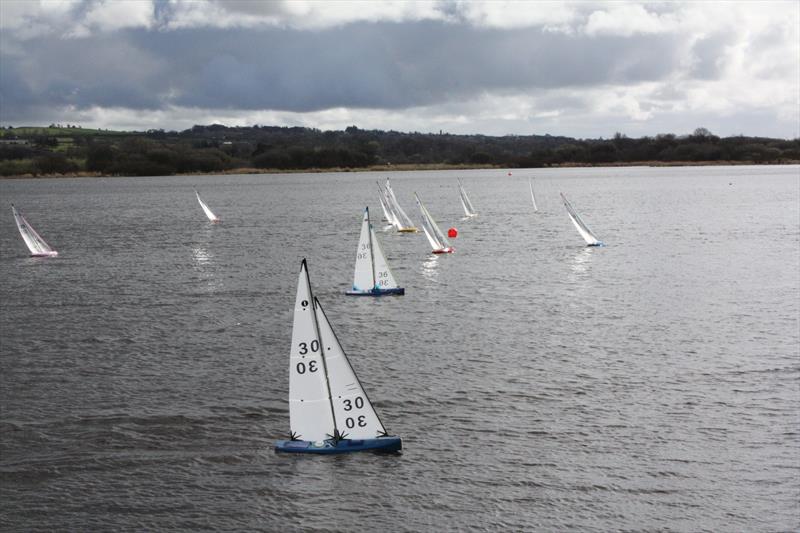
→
(0, 124, 797, 176)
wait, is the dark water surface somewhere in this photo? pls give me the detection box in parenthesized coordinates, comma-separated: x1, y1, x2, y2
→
(1, 166, 798, 531)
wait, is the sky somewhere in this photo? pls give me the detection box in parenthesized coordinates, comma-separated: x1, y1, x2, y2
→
(1, 0, 798, 139)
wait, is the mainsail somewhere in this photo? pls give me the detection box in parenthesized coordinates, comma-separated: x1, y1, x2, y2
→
(560, 193, 603, 246)
(11, 205, 58, 257)
(195, 189, 220, 222)
(458, 179, 477, 217)
(289, 260, 336, 442)
(414, 193, 453, 253)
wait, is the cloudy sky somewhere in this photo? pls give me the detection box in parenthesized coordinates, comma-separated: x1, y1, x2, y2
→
(1, 0, 798, 138)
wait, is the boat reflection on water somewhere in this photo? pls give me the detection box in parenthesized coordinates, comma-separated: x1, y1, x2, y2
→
(421, 255, 439, 282)
(192, 246, 213, 264)
(569, 247, 594, 277)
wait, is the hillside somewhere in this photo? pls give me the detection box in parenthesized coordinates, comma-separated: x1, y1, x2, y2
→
(1, 124, 797, 177)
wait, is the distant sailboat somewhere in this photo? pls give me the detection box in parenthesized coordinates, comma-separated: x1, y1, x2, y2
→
(384, 179, 418, 232)
(414, 193, 454, 254)
(275, 259, 403, 454)
(346, 208, 404, 296)
(195, 189, 220, 223)
(560, 193, 604, 247)
(529, 178, 539, 212)
(457, 179, 477, 218)
(11, 204, 58, 257)
(376, 182, 394, 223)
(377, 181, 400, 229)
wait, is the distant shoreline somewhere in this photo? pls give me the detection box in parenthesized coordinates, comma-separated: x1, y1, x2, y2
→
(1, 160, 797, 179)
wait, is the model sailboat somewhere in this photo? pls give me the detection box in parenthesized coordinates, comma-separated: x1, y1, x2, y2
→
(529, 178, 539, 212)
(457, 179, 477, 217)
(384, 179, 418, 232)
(346, 208, 404, 296)
(560, 193, 604, 246)
(11, 204, 58, 257)
(275, 259, 402, 454)
(195, 189, 220, 223)
(414, 193, 454, 254)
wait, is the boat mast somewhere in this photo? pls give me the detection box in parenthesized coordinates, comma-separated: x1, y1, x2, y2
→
(302, 260, 340, 439)
(366, 207, 378, 290)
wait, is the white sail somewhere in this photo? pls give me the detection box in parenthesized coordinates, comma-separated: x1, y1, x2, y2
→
(414, 193, 452, 252)
(195, 189, 220, 222)
(561, 193, 601, 246)
(370, 226, 399, 289)
(11, 205, 57, 257)
(289, 260, 336, 442)
(385, 179, 417, 230)
(529, 178, 539, 211)
(458, 179, 477, 217)
(377, 182, 400, 228)
(314, 297, 387, 439)
(376, 183, 393, 223)
(352, 209, 376, 291)
(351, 208, 400, 293)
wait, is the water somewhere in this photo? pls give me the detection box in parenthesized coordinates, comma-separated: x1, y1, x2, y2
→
(1, 166, 798, 531)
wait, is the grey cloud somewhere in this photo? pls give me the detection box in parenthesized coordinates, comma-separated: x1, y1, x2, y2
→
(2, 21, 685, 119)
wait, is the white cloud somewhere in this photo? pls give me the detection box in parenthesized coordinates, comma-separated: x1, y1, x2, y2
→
(583, 3, 677, 37)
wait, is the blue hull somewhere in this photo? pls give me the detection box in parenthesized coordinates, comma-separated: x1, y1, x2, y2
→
(345, 287, 405, 296)
(275, 436, 402, 454)
(587, 242, 605, 247)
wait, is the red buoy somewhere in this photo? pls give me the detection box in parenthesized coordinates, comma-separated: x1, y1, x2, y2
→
(448, 227, 458, 238)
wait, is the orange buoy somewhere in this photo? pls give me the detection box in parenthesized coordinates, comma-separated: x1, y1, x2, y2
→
(448, 227, 458, 238)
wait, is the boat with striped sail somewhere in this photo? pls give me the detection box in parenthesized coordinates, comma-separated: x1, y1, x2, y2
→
(346, 207, 404, 296)
(275, 259, 402, 454)
(11, 204, 58, 257)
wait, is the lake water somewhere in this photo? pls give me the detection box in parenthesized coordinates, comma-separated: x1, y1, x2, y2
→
(1, 165, 798, 531)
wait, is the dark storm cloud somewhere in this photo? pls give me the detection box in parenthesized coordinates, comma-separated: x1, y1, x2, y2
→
(1, 20, 685, 120)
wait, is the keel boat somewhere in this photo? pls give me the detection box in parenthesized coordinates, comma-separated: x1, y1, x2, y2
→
(195, 189, 221, 223)
(11, 204, 58, 257)
(561, 193, 604, 247)
(458, 179, 477, 218)
(346, 208, 404, 296)
(414, 193, 454, 254)
(384, 179, 418, 233)
(275, 260, 402, 454)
